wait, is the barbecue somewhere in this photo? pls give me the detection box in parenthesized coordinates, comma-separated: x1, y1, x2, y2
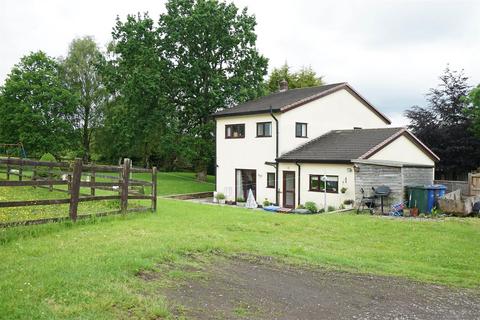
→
(357, 186, 391, 214)
(373, 185, 391, 214)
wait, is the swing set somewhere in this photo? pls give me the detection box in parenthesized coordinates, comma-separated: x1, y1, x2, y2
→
(0, 142, 27, 158)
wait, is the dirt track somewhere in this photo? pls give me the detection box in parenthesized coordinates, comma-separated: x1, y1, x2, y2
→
(150, 256, 480, 319)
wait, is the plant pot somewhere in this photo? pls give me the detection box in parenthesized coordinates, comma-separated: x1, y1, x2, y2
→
(219, 199, 225, 204)
(411, 208, 419, 217)
(236, 202, 246, 207)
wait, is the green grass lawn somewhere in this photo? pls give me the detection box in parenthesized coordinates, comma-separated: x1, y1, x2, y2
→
(134, 171, 214, 196)
(0, 199, 479, 319)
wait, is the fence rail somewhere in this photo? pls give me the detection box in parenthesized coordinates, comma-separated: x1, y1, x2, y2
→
(0, 157, 157, 226)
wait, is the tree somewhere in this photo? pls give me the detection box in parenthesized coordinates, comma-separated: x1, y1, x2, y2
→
(99, 13, 172, 167)
(466, 84, 480, 137)
(266, 63, 323, 93)
(62, 36, 107, 161)
(0, 51, 77, 157)
(405, 67, 480, 180)
(158, 0, 268, 180)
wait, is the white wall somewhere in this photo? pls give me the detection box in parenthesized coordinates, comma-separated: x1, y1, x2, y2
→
(216, 113, 277, 202)
(278, 89, 389, 154)
(368, 135, 435, 166)
(278, 162, 355, 209)
(215, 88, 391, 205)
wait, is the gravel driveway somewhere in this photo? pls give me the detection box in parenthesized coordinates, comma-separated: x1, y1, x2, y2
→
(151, 256, 480, 319)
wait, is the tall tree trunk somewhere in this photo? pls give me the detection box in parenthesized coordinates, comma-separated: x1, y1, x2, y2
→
(82, 104, 90, 162)
(195, 162, 207, 182)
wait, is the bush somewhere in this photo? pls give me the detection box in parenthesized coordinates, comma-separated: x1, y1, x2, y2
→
(236, 197, 245, 203)
(343, 199, 354, 205)
(296, 204, 305, 209)
(327, 205, 336, 212)
(263, 199, 270, 207)
(215, 192, 225, 200)
(304, 201, 318, 213)
(40, 152, 56, 163)
(38, 153, 58, 178)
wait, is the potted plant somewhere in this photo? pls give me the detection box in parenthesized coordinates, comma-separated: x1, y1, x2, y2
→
(341, 187, 347, 194)
(215, 192, 226, 204)
(343, 199, 354, 209)
(262, 198, 270, 207)
(236, 197, 246, 207)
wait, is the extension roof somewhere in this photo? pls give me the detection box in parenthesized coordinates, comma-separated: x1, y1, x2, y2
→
(277, 127, 440, 163)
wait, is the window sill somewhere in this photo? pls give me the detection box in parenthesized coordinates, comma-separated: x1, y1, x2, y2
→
(256, 136, 272, 138)
(296, 136, 308, 138)
(225, 137, 245, 139)
(308, 189, 338, 194)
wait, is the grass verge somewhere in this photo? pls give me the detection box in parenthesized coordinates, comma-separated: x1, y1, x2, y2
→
(0, 199, 478, 319)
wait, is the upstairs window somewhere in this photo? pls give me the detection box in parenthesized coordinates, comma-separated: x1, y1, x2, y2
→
(257, 122, 272, 137)
(267, 172, 275, 188)
(225, 124, 245, 139)
(309, 175, 339, 193)
(295, 122, 308, 138)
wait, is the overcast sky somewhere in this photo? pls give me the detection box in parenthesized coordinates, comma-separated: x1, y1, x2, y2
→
(1, 0, 479, 125)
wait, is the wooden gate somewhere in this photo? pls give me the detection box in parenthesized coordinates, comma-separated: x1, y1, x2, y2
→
(468, 172, 480, 196)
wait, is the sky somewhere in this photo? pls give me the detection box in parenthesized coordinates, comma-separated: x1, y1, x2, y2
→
(1, 0, 479, 126)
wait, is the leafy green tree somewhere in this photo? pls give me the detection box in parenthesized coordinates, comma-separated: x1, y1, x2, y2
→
(159, 0, 268, 180)
(405, 67, 480, 180)
(0, 51, 77, 157)
(99, 14, 172, 167)
(466, 84, 480, 137)
(62, 36, 107, 161)
(266, 63, 323, 93)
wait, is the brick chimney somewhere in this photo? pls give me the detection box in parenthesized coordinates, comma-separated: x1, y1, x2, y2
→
(279, 79, 288, 92)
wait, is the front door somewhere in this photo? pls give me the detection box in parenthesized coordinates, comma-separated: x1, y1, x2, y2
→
(283, 171, 295, 208)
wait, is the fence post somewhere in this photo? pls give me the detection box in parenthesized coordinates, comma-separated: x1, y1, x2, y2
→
(19, 162, 22, 181)
(32, 166, 37, 189)
(152, 166, 157, 211)
(121, 158, 131, 213)
(6, 157, 10, 180)
(48, 163, 53, 192)
(91, 166, 96, 196)
(69, 158, 83, 222)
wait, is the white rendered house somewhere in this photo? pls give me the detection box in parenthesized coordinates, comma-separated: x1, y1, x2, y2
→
(214, 82, 439, 209)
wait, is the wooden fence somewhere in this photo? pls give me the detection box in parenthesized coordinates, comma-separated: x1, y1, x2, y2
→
(0, 157, 157, 226)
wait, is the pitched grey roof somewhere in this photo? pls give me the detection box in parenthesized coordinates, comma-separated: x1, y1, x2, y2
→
(214, 83, 344, 117)
(277, 127, 406, 163)
(213, 83, 391, 124)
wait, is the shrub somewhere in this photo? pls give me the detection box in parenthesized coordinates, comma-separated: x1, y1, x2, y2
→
(216, 192, 225, 200)
(343, 199, 354, 205)
(327, 205, 336, 212)
(40, 152, 56, 163)
(263, 199, 270, 207)
(38, 153, 58, 178)
(304, 201, 318, 213)
(236, 197, 245, 203)
(296, 204, 305, 209)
